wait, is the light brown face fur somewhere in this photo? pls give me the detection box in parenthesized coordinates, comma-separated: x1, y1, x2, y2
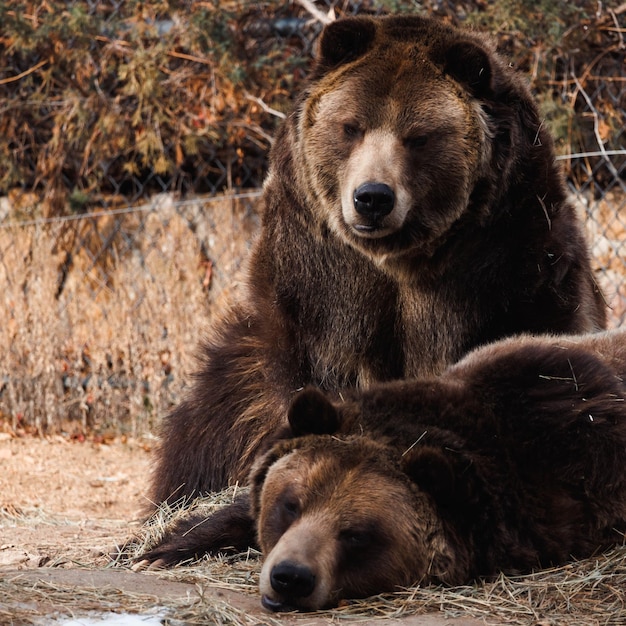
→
(253, 436, 454, 611)
(296, 40, 492, 263)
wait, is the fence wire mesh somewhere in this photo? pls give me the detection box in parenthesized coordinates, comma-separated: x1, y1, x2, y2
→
(0, 192, 262, 435)
(1, 166, 624, 437)
(0, 0, 624, 434)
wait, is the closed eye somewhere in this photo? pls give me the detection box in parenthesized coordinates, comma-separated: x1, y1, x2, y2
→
(282, 498, 300, 520)
(343, 123, 363, 140)
(339, 528, 374, 549)
(404, 135, 428, 150)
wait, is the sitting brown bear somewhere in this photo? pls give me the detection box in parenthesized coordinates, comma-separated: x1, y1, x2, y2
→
(150, 14, 605, 505)
(138, 329, 626, 611)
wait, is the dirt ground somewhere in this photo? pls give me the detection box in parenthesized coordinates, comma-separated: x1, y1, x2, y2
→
(0, 434, 151, 567)
(0, 435, 484, 626)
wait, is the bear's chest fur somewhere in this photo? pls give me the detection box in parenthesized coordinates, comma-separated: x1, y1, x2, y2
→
(256, 212, 494, 386)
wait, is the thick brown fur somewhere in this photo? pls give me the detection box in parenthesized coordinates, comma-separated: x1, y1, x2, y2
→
(139, 329, 626, 611)
(150, 15, 605, 504)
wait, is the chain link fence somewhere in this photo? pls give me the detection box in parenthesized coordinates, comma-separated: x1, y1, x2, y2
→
(0, 0, 624, 435)
(0, 191, 263, 436)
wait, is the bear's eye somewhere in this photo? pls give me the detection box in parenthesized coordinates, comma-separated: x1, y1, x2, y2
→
(282, 497, 300, 520)
(339, 528, 373, 550)
(404, 135, 428, 150)
(343, 123, 363, 140)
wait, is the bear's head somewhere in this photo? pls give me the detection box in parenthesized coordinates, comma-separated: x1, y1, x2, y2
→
(294, 15, 540, 264)
(250, 387, 468, 611)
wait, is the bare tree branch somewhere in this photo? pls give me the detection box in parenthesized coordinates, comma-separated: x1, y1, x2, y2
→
(570, 71, 620, 180)
(295, 0, 335, 25)
(244, 92, 287, 120)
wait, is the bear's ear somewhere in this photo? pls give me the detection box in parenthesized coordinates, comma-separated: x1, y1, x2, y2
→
(288, 386, 340, 436)
(401, 445, 462, 509)
(441, 40, 493, 97)
(316, 17, 377, 72)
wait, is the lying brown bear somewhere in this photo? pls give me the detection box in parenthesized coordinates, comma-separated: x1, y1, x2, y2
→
(138, 329, 626, 611)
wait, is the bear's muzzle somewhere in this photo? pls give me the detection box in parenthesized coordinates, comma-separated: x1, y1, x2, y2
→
(353, 182, 396, 226)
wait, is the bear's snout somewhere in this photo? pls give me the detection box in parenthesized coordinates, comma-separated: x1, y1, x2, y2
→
(353, 182, 395, 224)
(262, 560, 318, 612)
(270, 560, 316, 598)
(339, 129, 412, 242)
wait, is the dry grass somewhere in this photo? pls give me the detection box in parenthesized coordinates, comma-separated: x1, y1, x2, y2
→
(0, 579, 159, 626)
(6, 489, 624, 625)
(0, 191, 261, 436)
(118, 492, 614, 623)
(3, 550, 625, 625)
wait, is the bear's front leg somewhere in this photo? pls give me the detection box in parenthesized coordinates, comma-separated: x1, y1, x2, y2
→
(134, 493, 257, 569)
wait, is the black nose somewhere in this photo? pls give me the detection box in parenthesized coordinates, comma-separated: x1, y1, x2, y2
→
(353, 183, 395, 219)
(270, 561, 316, 598)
